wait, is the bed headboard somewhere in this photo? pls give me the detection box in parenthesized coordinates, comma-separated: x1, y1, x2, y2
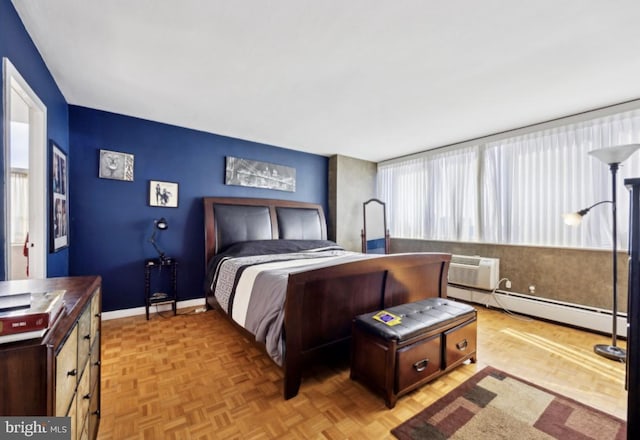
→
(203, 197, 327, 264)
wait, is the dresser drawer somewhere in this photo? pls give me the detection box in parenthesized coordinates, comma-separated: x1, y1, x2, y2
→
(67, 393, 78, 440)
(77, 365, 91, 422)
(88, 382, 100, 440)
(90, 289, 100, 344)
(90, 335, 100, 391)
(76, 365, 91, 440)
(56, 325, 79, 416)
(79, 416, 89, 440)
(77, 306, 92, 374)
(444, 319, 477, 368)
(395, 334, 441, 393)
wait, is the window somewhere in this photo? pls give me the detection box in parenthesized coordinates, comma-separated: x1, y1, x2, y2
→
(378, 108, 640, 250)
(379, 145, 479, 242)
(10, 169, 28, 245)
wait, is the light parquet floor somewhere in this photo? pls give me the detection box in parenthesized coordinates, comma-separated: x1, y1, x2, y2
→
(98, 304, 627, 439)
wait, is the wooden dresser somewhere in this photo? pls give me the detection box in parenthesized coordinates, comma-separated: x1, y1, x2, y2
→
(0, 276, 102, 440)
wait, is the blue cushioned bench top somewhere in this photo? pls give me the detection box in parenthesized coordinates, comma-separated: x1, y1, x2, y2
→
(354, 298, 476, 342)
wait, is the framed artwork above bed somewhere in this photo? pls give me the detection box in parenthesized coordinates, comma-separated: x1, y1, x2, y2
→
(149, 180, 178, 207)
(99, 149, 134, 181)
(225, 156, 296, 192)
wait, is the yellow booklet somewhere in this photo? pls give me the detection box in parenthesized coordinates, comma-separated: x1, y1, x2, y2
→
(372, 310, 402, 326)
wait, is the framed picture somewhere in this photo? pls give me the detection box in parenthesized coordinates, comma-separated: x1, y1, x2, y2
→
(225, 156, 296, 192)
(50, 141, 69, 252)
(99, 149, 134, 181)
(149, 180, 178, 207)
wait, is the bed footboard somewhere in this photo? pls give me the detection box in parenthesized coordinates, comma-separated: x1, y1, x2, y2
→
(282, 252, 450, 399)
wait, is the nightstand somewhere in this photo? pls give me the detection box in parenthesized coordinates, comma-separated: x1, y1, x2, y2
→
(144, 257, 177, 320)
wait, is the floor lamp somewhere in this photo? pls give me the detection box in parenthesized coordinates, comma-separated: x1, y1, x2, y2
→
(563, 143, 640, 362)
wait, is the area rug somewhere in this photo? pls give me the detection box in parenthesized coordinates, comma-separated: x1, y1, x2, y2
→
(391, 366, 626, 440)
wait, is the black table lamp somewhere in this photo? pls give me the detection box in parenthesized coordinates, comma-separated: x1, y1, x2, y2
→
(564, 143, 640, 362)
(149, 217, 168, 262)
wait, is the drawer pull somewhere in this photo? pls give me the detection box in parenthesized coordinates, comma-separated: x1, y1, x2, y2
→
(413, 359, 429, 372)
(84, 334, 91, 340)
(84, 393, 91, 400)
(456, 339, 468, 351)
(67, 369, 77, 377)
(94, 360, 101, 367)
(92, 409, 100, 416)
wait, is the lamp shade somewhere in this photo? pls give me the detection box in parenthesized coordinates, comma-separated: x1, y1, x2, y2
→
(155, 217, 168, 230)
(562, 212, 584, 226)
(589, 144, 640, 165)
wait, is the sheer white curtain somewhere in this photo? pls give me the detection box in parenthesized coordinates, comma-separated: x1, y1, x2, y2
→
(10, 169, 29, 245)
(379, 145, 479, 241)
(379, 108, 640, 250)
(482, 127, 597, 247)
(378, 158, 427, 238)
(483, 110, 640, 249)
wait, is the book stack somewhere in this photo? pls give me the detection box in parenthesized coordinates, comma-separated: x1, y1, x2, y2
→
(0, 290, 66, 344)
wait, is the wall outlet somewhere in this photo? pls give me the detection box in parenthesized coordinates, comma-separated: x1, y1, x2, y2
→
(505, 279, 512, 289)
(529, 285, 536, 294)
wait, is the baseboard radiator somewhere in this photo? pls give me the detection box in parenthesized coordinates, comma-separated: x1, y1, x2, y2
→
(447, 285, 627, 337)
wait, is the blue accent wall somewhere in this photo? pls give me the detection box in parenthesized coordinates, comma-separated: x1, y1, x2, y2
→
(0, 0, 70, 278)
(69, 106, 328, 312)
(1, 0, 329, 310)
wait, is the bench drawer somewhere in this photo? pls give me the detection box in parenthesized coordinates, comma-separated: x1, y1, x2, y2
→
(444, 319, 477, 368)
(396, 334, 441, 393)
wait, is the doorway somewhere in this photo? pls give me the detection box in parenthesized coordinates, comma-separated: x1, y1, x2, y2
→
(3, 58, 47, 280)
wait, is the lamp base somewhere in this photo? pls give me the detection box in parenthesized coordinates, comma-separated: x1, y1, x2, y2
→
(594, 344, 626, 362)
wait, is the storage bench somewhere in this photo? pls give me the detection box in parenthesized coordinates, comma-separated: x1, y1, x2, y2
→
(350, 298, 477, 408)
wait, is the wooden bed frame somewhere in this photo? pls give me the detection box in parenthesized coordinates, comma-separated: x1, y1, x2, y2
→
(203, 196, 451, 399)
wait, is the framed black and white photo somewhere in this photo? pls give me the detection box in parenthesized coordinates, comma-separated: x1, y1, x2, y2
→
(99, 149, 134, 181)
(225, 156, 296, 192)
(149, 180, 178, 207)
(50, 141, 69, 252)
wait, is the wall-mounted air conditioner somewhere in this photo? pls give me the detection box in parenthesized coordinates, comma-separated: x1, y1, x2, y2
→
(448, 255, 499, 291)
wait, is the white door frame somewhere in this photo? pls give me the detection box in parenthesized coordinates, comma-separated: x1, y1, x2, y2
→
(2, 57, 47, 279)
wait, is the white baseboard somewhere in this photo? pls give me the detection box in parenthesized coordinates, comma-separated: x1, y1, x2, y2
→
(101, 298, 206, 321)
(448, 285, 627, 337)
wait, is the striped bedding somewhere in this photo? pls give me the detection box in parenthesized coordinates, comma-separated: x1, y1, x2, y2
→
(208, 240, 371, 365)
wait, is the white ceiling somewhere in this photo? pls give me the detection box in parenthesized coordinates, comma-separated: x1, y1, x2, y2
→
(12, 0, 640, 162)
